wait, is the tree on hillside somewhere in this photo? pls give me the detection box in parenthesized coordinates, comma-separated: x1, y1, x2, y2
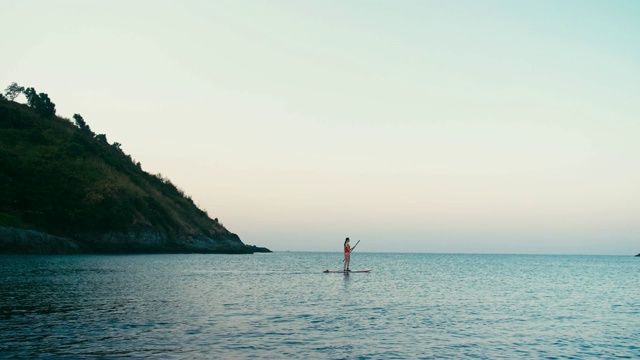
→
(24, 87, 56, 118)
(23, 88, 39, 108)
(4, 82, 25, 101)
(72, 113, 88, 128)
(73, 113, 95, 136)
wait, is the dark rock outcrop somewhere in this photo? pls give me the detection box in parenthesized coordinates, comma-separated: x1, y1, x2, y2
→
(0, 226, 83, 254)
(0, 226, 270, 254)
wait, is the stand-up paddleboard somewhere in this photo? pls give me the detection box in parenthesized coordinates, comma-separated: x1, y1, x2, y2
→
(323, 269, 372, 273)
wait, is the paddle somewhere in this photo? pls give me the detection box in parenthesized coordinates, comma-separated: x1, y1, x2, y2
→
(350, 240, 360, 252)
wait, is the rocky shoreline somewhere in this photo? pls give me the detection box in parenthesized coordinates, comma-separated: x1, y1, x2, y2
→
(0, 226, 270, 255)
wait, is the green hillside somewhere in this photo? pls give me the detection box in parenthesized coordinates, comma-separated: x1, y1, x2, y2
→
(0, 85, 269, 254)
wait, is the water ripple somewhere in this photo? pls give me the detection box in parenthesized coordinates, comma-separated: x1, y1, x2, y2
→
(1, 253, 639, 358)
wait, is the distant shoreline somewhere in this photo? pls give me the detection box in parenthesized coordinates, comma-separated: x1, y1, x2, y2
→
(266, 250, 637, 256)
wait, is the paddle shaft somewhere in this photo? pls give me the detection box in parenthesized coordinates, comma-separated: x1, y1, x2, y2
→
(351, 240, 360, 252)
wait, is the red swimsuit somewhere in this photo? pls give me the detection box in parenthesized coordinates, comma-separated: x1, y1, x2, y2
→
(344, 246, 350, 254)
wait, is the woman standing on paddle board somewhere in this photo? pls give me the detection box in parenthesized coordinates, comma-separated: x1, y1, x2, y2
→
(343, 238, 351, 271)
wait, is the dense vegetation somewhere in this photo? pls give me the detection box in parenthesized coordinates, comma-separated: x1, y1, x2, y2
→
(0, 83, 246, 249)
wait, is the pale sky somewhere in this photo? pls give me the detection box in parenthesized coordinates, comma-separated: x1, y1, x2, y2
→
(2, 1, 639, 254)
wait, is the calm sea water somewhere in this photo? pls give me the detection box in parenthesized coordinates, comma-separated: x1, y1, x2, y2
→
(1, 252, 638, 359)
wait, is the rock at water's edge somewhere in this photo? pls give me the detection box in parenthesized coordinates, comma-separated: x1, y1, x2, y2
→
(0, 226, 270, 254)
(0, 226, 83, 254)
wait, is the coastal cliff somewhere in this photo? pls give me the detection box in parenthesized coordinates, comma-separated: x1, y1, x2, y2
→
(0, 86, 270, 254)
